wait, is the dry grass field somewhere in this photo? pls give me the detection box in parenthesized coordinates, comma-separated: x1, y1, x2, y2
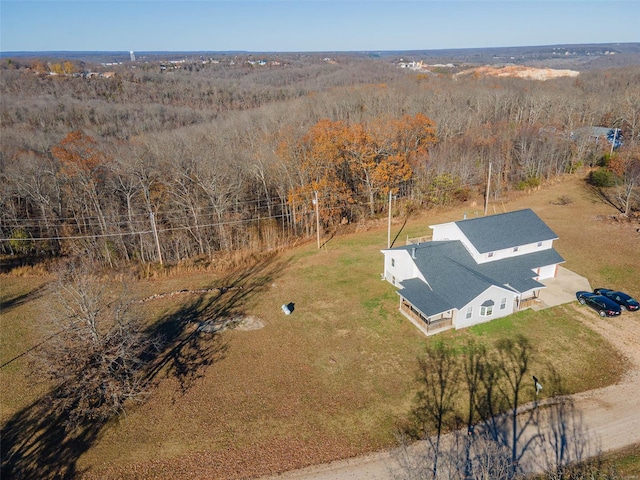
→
(1, 173, 638, 479)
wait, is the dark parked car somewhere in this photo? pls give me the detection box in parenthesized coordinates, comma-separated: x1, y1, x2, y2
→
(576, 291, 622, 317)
(593, 288, 639, 312)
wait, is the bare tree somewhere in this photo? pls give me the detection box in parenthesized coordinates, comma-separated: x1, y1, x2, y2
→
(461, 340, 487, 477)
(410, 341, 461, 479)
(37, 259, 157, 429)
(492, 335, 540, 476)
(610, 142, 640, 215)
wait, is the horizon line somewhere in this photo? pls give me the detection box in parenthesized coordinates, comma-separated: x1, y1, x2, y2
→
(2, 41, 639, 57)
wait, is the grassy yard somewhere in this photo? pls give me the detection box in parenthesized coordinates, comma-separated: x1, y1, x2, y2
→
(608, 443, 640, 478)
(1, 174, 638, 479)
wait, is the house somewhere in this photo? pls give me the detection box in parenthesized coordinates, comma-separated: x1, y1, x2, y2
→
(381, 209, 564, 335)
(571, 126, 622, 150)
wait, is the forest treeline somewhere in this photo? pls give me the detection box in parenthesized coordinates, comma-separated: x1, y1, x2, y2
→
(1, 57, 639, 267)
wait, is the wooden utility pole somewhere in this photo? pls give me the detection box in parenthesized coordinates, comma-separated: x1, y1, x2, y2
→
(313, 190, 320, 249)
(149, 210, 163, 265)
(387, 190, 393, 248)
(484, 162, 492, 215)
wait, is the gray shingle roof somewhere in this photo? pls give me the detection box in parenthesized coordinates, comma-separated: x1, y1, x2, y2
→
(455, 209, 558, 253)
(398, 241, 503, 310)
(392, 237, 564, 316)
(477, 248, 564, 292)
(572, 126, 613, 138)
(398, 278, 453, 317)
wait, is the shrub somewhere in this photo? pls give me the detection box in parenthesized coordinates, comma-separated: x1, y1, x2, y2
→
(588, 168, 617, 187)
(9, 228, 34, 255)
(516, 177, 542, 191)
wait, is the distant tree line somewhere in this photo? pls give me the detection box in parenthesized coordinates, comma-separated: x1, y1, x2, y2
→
(1, 57, 639, 266)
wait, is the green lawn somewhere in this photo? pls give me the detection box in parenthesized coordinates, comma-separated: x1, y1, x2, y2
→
(1, 175, 638, 478)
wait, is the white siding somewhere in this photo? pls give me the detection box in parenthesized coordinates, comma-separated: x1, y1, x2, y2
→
(476, 240, 555, 264)
(430, 223, 482, 261)
(382, 250, 421, 285)
(431, 221, 557, 265)
(455, 285, 517, 329)
(430, 222, 462, 241)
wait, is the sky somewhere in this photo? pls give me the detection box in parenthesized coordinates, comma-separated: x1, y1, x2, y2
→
(1, 0, 639, 53)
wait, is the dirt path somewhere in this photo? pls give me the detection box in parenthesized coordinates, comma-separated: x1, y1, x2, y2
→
(263, 308, 640, 479)
(562, 305, 640, 452)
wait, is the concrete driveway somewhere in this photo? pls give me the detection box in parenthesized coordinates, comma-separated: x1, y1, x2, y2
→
(537, 266, 592, 308)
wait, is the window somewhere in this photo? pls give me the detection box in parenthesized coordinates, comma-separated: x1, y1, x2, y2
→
(480, 305, 493, 316)
(392, 276, 396, 285)
(500, 297, 507, 310)
(480, 300, 494, 317)
(391, 258, 395, 267)
(488, 252, 494, 258)
(466, 306, 473, 319)
(513, 246, 519, 252)
(537, 241, 543, 247)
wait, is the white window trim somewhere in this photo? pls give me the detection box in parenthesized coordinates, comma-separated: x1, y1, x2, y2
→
(480, 305, 493, 317)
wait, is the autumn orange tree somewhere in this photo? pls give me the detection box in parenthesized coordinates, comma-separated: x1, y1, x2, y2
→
(347, 116, 430, 215)
(387, 113, 438, 166)
(30, 59, 48, 73)
(342, 122, 379, 214)
(49, 61, 76, 75)
(52, 131, 108, 174)
(284, 119, 354, 228)
(283, 114, 437, 228)
(368, 113, 436, 205)
(609, 143, 640, 215)
(52, 131, 114, 262)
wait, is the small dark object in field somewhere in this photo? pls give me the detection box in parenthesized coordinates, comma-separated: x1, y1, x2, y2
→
(553, 195, 573, 206)
(281, 302, 295, 315)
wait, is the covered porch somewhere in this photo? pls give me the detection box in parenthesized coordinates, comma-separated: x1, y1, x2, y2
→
(517, 289, 543, 310)
(399, 297, 454, 336)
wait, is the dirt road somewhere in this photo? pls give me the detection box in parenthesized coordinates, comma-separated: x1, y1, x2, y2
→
(263, 306, 640, 479)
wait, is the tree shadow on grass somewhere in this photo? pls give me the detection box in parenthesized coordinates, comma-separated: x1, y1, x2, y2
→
(0, 284, 46, 315)
(0, 397, 102, 479)
(394, 348, 600, 480)
(0, 254, 50, 274)
(586, 184, 624, 213)
(1, 283, 63, 371)
(142, 255, 288, 393)
(1, 255, 287, 478)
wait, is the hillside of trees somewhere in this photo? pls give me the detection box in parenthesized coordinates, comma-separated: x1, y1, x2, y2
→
(1, 54, 639, 268)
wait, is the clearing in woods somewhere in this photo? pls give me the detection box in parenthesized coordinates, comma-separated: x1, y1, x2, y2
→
(1, 174, 638, 479)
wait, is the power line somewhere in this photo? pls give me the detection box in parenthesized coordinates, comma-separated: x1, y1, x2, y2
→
(1, 184, 471, 244)
(0, 198, 281, 227)
(0, 212, 290, 242)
